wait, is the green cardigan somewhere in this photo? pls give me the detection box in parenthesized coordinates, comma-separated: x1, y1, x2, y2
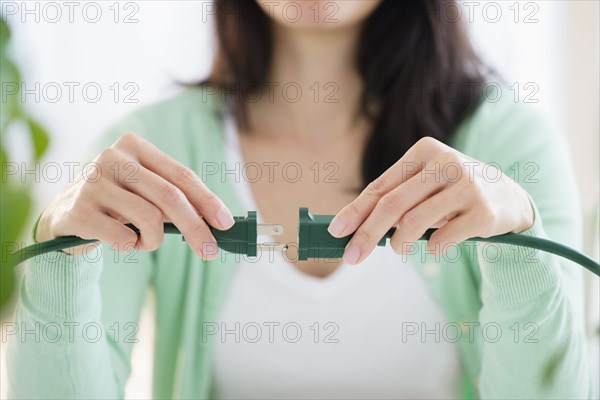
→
(7, 87, 595, 399)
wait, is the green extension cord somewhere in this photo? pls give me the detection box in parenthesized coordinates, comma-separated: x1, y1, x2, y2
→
(5, 208, 600, 277)
(5, 211, 263, 268)
(298, 208, 600, 276)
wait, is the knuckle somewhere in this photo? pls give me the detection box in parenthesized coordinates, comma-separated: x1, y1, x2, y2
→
(202, 193, 222, 211)
(365, 178, 389, 198)
(338, 202, 362, 226)
(439, 150, 459, 164)
(76, 178, 105, 203)
(80, 162, 103, 183)
(189, 220, 207, 237)
(142, 206, 164, 228)
(378, 193, 401, 216)
(186, 220, 213, 250)
(173, 165, 198, 185)
(398, 212, 420, 236)
(159, 183, 185, 207)
(352, 228, 374, 245)
(96, 147, 120, 166)
(77, 181, 95, 199)
(115, 132, 139, 148)
(417, 136, 439, 149)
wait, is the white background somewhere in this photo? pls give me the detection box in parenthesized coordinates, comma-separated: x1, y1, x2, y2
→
(1, 1, 598, 398)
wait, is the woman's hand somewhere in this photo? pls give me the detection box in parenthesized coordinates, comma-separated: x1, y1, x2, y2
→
(328, 137, 535, 264)
(35, 133, 235, 258)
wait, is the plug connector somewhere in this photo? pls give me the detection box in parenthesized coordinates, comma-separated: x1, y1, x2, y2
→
(179, 211, 285, 257)
(297, 207, 392, 261)
(6, 211, 287, 268)
(135, 211, 285, 257)
(211, 211, 259, 256)
(156, 211, 287, 257)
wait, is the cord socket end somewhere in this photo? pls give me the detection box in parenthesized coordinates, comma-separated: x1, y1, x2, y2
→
(298, 207, 349, 260)
(297, 207, 389, 260)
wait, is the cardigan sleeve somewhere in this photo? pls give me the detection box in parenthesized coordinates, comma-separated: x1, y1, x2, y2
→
(457, 96, 596, 399)
(6, 114, 155, 399)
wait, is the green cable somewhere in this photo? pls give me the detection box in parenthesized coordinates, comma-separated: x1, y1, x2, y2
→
(5, 209, 600, 278)
(419, 229, 600, 276)
(5, 223, 177, 269)
(6, 211, 260, 268)
(297, 208, 600, 276)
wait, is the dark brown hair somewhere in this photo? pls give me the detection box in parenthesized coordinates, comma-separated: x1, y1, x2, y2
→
(202, 0, 490, 187)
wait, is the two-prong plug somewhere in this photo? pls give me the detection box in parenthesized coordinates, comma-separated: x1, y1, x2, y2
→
(6, 211, 287, 268)
(199, 211, 286, 256)
(142, 211, 286, 256)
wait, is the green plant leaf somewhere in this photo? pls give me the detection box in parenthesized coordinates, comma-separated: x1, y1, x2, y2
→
(26, 117, 50, 161)
(0, 175, 32, 311)
(0, 16, 10, 47)
(0, 183, 31, 246)
(0, 17, 50, 313)
(1, 17, 22, 135)
(0, 186, 31, 311)
(0, 255, 16, 313)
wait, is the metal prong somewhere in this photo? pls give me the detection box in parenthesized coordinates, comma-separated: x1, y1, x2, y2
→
(257, 224, 284, 236)
(257, 243, 288, 251)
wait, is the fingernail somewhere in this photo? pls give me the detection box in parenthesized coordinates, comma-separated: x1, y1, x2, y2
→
(216, 207, 235, 229)
(328, 218, 346, 237)
(343, 243, 361, 265)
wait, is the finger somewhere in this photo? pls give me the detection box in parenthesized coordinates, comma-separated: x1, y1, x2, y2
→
(341, 172, 446, 264)
(121, 135, 234, 230)
(60, 242, 101, 257)
(73, 212, 139, 253)
(426, 213, 477, 256)
(389, 186, 466, 254)
(121, 165, 217, 259)
(96, 180, 165, 252)
(429, 211, 458, 229)
(430, 217, 449, 229)
(328, 137, 442, 238)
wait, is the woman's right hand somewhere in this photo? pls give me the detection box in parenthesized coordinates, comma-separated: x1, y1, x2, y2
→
(35, 133, 235, 259)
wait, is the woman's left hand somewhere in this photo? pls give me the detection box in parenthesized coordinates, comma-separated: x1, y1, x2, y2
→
(328, 137, 535, 264)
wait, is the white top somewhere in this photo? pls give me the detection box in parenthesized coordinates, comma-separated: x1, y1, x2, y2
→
(212, 114, 462, 399)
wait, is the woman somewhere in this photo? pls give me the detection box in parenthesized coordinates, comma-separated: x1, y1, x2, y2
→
(7, 0, 594, 399)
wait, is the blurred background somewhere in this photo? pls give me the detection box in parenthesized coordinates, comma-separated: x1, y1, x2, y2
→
(1, 1, 598, 398)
